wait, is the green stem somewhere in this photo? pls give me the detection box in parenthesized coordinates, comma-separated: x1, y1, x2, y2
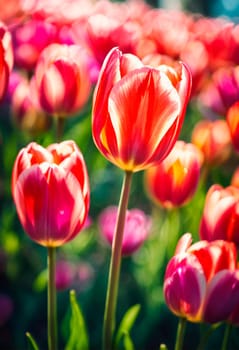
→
(174, 317, 187, 350)
(197, 323, 221, 350)
(102, 171, 133, 350)
(221, 323, 232, 350)
(55, 115, 65, 142)
(48, 247, 57, 350)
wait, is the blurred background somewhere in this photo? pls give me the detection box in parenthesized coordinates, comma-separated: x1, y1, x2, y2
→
(1, 0, 239, 350)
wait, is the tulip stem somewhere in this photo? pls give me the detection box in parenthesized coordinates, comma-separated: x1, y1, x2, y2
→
(221, 323, 232, 350)
(48, 247, 57, 350)
(102, 170, 133, 350)
(55, 115, 65, 142)
(174, 317, 187, 350)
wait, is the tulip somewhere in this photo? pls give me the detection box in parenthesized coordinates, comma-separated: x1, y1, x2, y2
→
(11, 73, 51, 135)
(144, 140, 201, 209)
(12, 19, 58, 71)
(231, 166, 239, 188)
(98, 206, 151, 255)
(164, 233, 239, 324)
(199, 66, 239, 117)
(12, 140, 90, 247)
(226, 101, 239, 152)
(191, 119, 231, 167)
(31, 43, 91, 117)
(0, 23, 13, 102)
(92, 47, 192, 173)
(199, 184, 239, 246)
(55, 260, 75, 291)
(92, 46, 192, 350)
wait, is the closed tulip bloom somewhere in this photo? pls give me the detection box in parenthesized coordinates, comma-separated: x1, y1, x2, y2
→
(32, 43, 91, 117)
(191, 119, 231, 167)
(0, 23, 14, 101)
(145, 140, 201, 209)
(11, 73, 51, 134)
(226, 101, 239, 152)
(98, 206, 151, 255)
(164, 233, 239, 323)
(199, 184, 239, 246)
(12, 140, 90, 247)
(92, 47, 192, 172)
(231, 166, 239, 188)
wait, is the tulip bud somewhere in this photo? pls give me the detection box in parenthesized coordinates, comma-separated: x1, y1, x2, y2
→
(199, 184, 239, 246)
(191, 119, 231, 167)
(12, 140, 90, 247)
(92, 47, 192, 172)
(98, 206, 151, 255)
(145, 141, 201, 209)
(31, 43, 91, 117)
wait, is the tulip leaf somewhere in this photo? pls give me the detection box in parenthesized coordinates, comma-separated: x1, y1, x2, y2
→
(65, 290, 89, 350)
(26, 332, 39, 350)
(115, 304, 141, 350)
(33, 269, 48, 291)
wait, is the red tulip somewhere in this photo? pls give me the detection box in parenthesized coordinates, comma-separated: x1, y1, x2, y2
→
(0, 23, 13, 102)
(226, 101, 239, 152)
(12, 140, 90, 247)
(31, 43, 91, 117)
(164, 233, 239, 323)
(191, 119, 231, 167)
(92, 47, 192, 172)
(199, 184, 239, 246)
(144, 140, 201, 209)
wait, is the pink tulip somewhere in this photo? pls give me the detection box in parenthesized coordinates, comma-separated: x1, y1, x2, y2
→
(12, 140, 90, 247)
(11, 73, 51, 134)
(55, 260, 75, 290)
(98, 206, 151, 255)
(12, 19, 58, 71)
(31, 43, 91, 117)
(92, 47, 192, 172)
(144, 140, 201, 209)
(164, 233, 239, 323)
(199, 184, 239, 246)
(199, 66, 239, 116)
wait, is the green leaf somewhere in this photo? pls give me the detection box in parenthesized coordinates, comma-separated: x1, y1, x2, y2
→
(26, 332, 39, 350)
(33, 269, 47, 291)
(121, 332, 134, 350)
(65, 290, 89, 350)
(115, 304, 141, 349)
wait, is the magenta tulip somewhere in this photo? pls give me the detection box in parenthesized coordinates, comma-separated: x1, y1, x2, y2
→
(164, 233, 239, 323)
(98, 206, 151, 255)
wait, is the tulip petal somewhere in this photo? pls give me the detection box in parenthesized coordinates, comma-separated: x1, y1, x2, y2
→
(108, 67, 180, 170)
(14, 163, 86, 246)
(203, 270, 239, 323)
(164, 254, 206, 321)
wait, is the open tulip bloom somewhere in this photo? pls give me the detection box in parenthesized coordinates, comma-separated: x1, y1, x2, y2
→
(92, 47, 192, 173)
(164, 234, 239, 324)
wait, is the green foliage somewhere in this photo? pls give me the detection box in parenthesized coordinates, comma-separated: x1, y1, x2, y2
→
(65, 290, 89, 350)
(115, 304, 141, 350)
(26, 332, 40, 350)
